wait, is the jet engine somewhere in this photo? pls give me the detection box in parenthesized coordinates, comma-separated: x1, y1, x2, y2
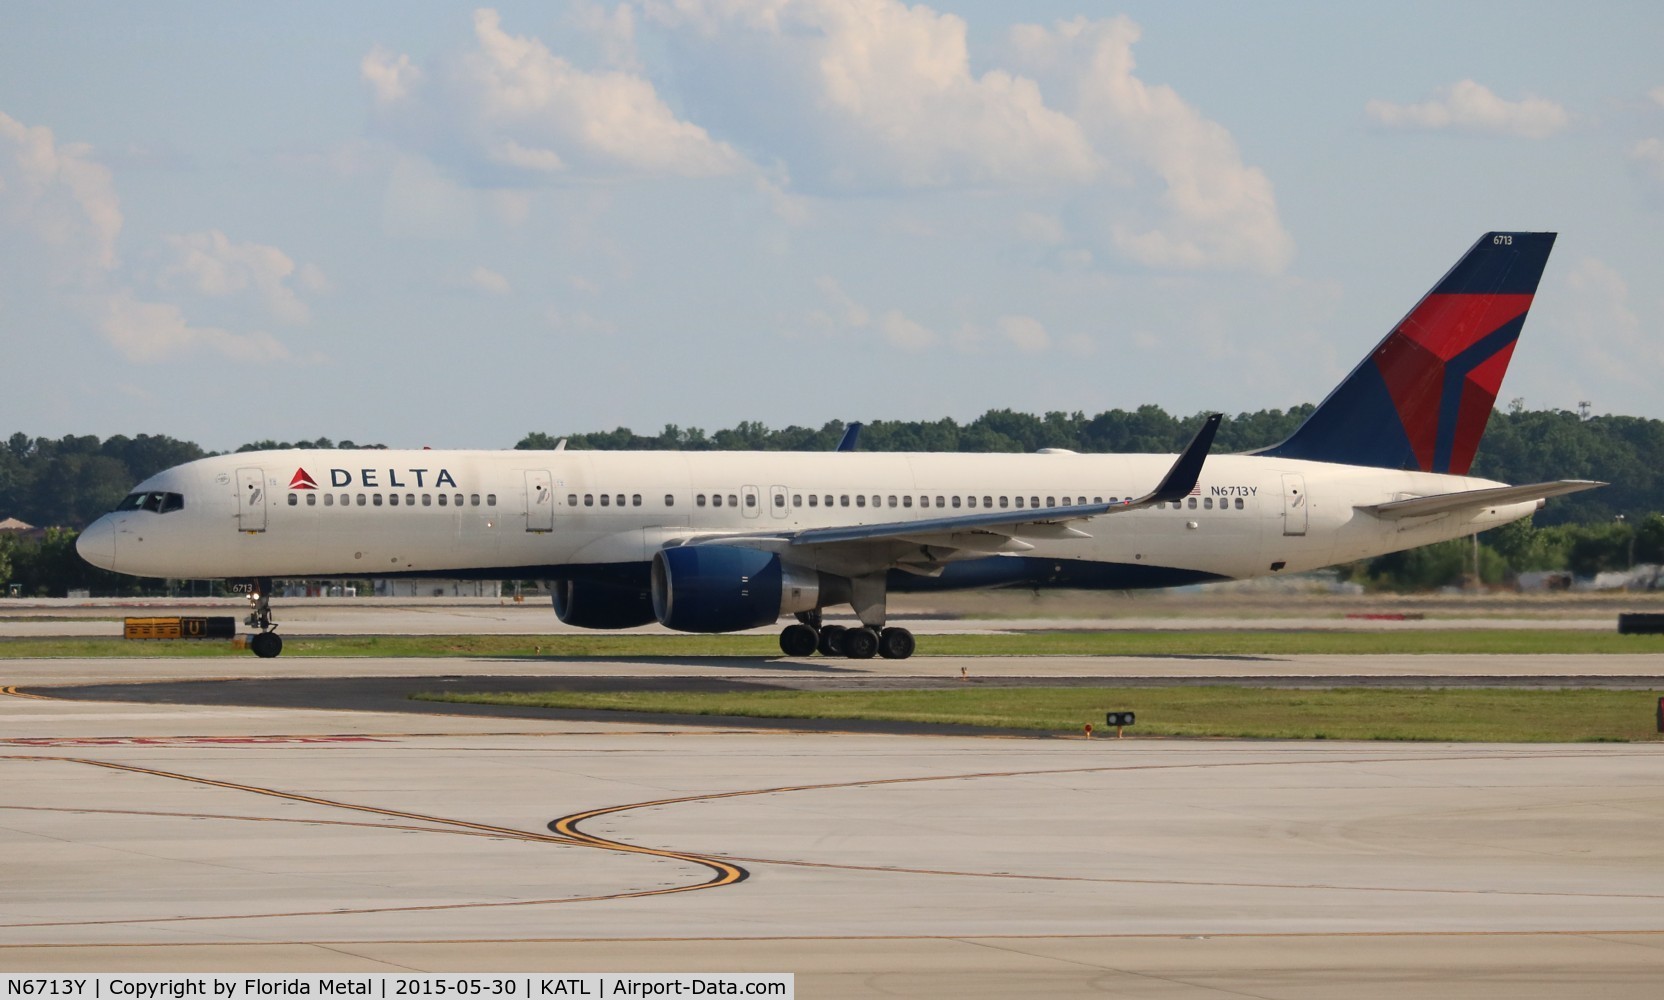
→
(550, 578, 657, 629)
(651, 545, 821, 633)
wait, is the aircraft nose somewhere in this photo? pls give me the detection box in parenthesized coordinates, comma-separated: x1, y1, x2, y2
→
(76, 517, 117, 571)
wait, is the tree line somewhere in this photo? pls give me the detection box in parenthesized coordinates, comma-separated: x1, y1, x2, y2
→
(2, 405, 1661, 595)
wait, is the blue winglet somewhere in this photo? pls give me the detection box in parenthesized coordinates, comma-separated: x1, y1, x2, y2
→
(835, 422, 863, 452)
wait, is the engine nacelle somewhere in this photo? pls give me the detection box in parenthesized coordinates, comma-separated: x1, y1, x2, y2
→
(550, 578, 656, 630)
(651, 545, 821, 633)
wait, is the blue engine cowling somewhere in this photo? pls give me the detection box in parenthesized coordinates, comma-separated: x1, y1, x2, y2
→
(551, 579, 657, 629)
(651, 545, 821, 633)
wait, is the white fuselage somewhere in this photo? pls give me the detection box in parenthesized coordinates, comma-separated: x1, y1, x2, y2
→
(78, 448, 1535, 587)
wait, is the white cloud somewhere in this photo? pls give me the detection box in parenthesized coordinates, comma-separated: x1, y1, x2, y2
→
(357, 6, 1286, 274)
(1009, 17, 1293, 273)
(1, 110, 306, 364)
(296, 262, 331, 294)
(0, 110, 122, 276)
(1648, 86, 1664, 109)
(457, 264, 511, 295)
(878, 309, 936, 351)
(100, 292, 290, 363)
(807, 275, 936, 350)
(646, 0, 1099, 191)
(997, 314, 1049, 352)
(366, 8, 745, 181)
(161, 230, 315, 323)
(1365, 80, 1569, 139)
(814, 275, 869, 328)
(573, 0, 643, 72)
(362, 45, 420, 105)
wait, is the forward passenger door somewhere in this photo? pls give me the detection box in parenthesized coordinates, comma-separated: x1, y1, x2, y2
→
(236, 467, 267, 533)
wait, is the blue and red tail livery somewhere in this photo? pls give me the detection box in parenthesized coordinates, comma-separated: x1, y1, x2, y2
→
(1261, 232, 1555, 474)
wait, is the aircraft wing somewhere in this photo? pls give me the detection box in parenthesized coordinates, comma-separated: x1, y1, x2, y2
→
(671, 415, 1220, 572)
(1355, 479, 1604, 520)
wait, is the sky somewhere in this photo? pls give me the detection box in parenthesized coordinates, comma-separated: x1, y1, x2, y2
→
(2, 1, 1662, 453)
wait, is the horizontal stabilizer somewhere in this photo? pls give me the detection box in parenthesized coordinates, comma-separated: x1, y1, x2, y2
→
(1356, 480, 1604, 520)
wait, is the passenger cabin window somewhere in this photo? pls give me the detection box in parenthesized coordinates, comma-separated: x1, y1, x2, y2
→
(489, 494, 498, 506)
(325, 494, 335, 507)
(1235, 497, 1245, 509)
(633, 495, 642, 507)
(357, 494, 367, 506)
(856, 496, 866, 507)
(952, 496, 961, 508)
(808, 495, 818, 507)
(600, 494, 610, 507)
(423, 495, 432, 507)
(1204, 497, 1214, 509)
(664, 495, 675, 506)
(288, 494, 298, 506)
(696, 494, 707, 507)
(438, 494, 448, 506)
(373, 494, 383, 507)
(902, 496, 912, 508)
(568, 494, 578, 506)
(389, 494, 399, 506)
(713, 494, 723, 507)
(746, 494, 757, 508)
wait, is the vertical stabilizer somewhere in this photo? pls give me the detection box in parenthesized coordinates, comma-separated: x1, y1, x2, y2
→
(1260, 232, 1555, 473)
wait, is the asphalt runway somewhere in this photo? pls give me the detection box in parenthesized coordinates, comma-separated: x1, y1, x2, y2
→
(4, 602, 1664, 996)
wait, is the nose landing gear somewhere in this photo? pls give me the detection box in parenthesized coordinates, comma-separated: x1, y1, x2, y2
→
(240, 577, 283, 658)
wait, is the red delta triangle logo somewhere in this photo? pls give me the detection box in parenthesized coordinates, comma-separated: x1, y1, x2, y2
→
(289, 468, 318, 490)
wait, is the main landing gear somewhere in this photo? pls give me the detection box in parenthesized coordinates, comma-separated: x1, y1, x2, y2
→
(242, 577, 283, 659)
(778, 611, 915, 660)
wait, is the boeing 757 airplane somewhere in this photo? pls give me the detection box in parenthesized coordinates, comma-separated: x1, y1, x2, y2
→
(78, 232, 1599, 659)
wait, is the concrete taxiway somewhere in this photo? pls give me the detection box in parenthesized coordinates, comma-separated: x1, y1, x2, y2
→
(1, 673, 1661, 995)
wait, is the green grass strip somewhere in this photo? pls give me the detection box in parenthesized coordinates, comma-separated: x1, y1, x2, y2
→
(415, 686, 1664, 743)
(5, 629, 1664, 659)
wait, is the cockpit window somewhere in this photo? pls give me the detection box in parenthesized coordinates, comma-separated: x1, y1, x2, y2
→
(114, 491, 185, 514)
